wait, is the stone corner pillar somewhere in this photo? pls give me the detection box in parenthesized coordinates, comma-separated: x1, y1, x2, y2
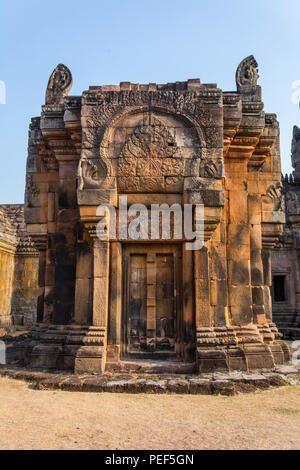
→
(106, 241, 122, 364)
(74, 224, 110, 374)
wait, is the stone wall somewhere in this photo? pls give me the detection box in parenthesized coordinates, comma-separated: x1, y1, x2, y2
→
(0, 205, 39, 326)
(0, 206, 16, 325)
(23, 57, 290, 373)
(271, 126, 300, 339)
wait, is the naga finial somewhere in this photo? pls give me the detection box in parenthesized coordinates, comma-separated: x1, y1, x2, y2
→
(45, 64, 72, 105)
(236, 55, 259, 91)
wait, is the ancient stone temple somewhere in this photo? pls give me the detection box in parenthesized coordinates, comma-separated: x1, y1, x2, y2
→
(24, 56, 290, 373)
(271, 126, 300, 339)
(0, 205, 38, 326)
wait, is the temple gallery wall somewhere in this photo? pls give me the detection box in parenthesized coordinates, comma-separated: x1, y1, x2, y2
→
(0, 205, 38, 327)
(1, 55, 295, 373)
(271, 126, 300, 340)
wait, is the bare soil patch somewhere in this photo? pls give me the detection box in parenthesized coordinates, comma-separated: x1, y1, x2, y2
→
(0, 377, 300, 450)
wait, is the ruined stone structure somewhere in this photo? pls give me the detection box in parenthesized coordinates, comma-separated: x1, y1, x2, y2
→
(0, 205, 38, 326)
(24, 57, 290, 373)
(271, 126, 300, 339)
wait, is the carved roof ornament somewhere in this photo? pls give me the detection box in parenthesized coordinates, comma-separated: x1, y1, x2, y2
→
(267, 182, 282, 201)
(78, 158, 108, 190)
(236, 55, 259, 91)
(45, 64, 72, 105)
(266, 182, 284, 211)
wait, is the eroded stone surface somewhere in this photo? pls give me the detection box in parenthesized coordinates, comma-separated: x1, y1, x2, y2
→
(0, 205, 38, 327)
(272, 129, 300, 340)
(1, 364, 300, 396)
(21, 56, 290, 374)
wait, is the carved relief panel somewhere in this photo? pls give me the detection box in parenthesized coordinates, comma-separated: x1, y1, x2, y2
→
(78, 90, 224, 197)
(116, 116, 185, 193)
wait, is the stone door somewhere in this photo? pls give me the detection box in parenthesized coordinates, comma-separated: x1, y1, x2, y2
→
(122, 244, 182, 359)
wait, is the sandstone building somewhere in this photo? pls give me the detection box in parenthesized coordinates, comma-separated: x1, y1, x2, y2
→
(0, 205, 38, 326)
(24, 57, 290, 373)
(271, 126, 300, 339)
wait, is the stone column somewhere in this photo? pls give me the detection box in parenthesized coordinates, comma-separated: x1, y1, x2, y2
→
(36, 252, 45, 322)
(194, 247, 210, 327)
(210, 220, 228, 326)
(11, 247, 39, 326)
(146, 253, 156, 351)
(52, 157, 79, 324)
(74, 234, 110, 373)
(295, 250, 300, 312)
(0, 240, 16, 326)
(43, 245, 55, 324)
(32, 238, 47, 323)
(74, 240, 93, 325)
(107, 242, 122, 363)
(249, 194, 267, 325)
(182, 247, 195, 361)
(262, 250, 272, 322)
(92, 239, 110, 327)
(262, 248, 287, 364)
(226, 159, 253, 325)
(43, 191, 57, 324)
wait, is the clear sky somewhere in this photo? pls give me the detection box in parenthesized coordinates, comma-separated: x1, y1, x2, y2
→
(1, 0, 300, 203)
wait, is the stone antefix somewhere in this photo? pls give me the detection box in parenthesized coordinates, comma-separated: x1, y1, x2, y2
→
(271, 126, 300, 339)
(24, 57, 290, 373)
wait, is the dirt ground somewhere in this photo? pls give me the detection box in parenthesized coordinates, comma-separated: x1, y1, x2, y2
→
(0, 377, 300, 450)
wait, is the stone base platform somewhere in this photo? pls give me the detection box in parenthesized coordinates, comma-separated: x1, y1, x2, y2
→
(273, 312, 300, 340)
(3, 323, 291, 374)
(1, 364, 300, 396)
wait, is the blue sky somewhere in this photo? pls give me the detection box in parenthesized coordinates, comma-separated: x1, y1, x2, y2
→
(1, 0, 300, 203)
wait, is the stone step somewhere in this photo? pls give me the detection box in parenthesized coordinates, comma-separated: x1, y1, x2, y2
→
(105, 360, 197, 374)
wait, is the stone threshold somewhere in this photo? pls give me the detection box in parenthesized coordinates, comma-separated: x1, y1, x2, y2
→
(105, 359, 197, 374)
(0, 365, 300, 396)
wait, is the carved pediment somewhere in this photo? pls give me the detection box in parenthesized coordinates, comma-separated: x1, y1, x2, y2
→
(120, 117, 179, 160)
(118, 117, 183, 183)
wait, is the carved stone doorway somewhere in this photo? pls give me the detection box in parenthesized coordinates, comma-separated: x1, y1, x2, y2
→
(122, 244, 182, 360)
